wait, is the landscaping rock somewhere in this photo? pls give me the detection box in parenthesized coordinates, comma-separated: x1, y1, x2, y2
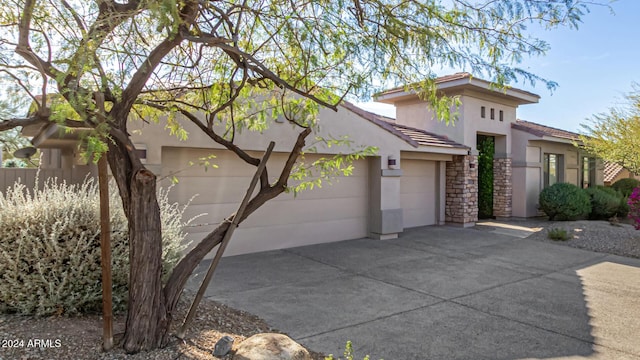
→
(233, 333, 312, 360)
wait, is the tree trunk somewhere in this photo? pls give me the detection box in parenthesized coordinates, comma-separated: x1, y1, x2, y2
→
(123, 168, 169, 352)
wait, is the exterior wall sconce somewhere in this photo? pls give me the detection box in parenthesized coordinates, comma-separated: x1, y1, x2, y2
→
(388, 155, 398, 169)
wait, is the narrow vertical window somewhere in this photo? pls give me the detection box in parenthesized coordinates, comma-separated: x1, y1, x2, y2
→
(481, 106, 486, 118)
(499, 110, 504, 122)
(490, 108, 495, 120)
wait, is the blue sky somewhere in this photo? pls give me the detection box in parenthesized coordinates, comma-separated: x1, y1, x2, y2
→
(357, 0, 640, 133)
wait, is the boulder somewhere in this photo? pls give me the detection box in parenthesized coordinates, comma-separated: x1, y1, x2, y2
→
(233, 333, 312, 360)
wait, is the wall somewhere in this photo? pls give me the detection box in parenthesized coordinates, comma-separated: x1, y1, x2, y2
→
(0, 167, 95, 194)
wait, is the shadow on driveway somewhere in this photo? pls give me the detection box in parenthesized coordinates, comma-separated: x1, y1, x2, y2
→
(188, 225, 640, 359)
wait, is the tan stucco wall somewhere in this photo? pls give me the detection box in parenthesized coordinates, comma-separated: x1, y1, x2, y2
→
(511, 129, 604, 217)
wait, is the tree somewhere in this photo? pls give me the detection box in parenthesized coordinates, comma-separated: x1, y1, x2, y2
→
(581, 84, 640, 175)
(0, 0, 598, 353)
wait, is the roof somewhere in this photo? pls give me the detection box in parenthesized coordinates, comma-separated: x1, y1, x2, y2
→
(603, 162, 634, 183)
(340, 101, 468, 150)
(511, 120, 581, 142)
(376, 72, 540, 105)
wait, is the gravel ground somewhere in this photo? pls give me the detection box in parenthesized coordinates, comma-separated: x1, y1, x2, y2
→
(0, 291, 325, 360)
(514, 218, 640, 259)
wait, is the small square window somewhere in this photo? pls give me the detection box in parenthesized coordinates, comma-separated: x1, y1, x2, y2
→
(490, 108, 495, 120)
(499, 110, 504, 122)
(481, 106, 486, 118)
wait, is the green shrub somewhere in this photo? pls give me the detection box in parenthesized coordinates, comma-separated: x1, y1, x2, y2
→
(0, 178, 194, 316)
(325, 341, 379, 360)
(611, 178, 640, 197)
(2, 158, 27, 168)
(594, 185, 630, 218)
(585, 187, 623, 220)
(548, 227, 571, 241)
(539, 183, 591, 221)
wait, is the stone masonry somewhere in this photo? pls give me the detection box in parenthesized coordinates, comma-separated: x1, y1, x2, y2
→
(493, 157, 512, 218)
(445, 155, 478, 225)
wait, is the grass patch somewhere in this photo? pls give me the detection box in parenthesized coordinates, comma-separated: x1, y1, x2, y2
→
(548, 227, 571, 241)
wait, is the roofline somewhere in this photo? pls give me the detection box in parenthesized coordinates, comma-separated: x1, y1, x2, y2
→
(375, 74, 540, 105)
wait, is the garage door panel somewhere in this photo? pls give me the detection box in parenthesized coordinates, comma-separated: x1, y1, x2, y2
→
(401, 159, 437, 228)
(162, 147, 369, 255)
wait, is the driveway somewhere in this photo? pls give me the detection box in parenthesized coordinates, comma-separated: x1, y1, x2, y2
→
(188, 224, 640, 359)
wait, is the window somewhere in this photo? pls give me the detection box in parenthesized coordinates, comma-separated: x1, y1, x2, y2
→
(499, 110, 504, 122)
(544, 153, 563, 187)
(481, 106, 486, 118)
(582, 156, 596, 188)
(490, 108, 495, 120)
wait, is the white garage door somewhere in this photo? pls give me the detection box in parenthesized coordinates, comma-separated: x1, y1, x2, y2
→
(401, 159, 437, 228)
(161, 147, 369, 256)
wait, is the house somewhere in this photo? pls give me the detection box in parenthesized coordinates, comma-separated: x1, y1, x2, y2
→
(6, 73, 604, 256)
(603, 162, 640, 186)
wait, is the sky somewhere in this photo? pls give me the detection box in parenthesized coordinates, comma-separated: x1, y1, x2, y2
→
(356, 0, 640, 133)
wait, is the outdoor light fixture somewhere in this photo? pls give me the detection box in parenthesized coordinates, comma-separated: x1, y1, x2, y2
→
(388, 155, 398, 169)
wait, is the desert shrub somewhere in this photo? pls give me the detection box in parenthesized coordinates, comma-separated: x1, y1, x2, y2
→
(611, 178, 640, 197)
(547, 228, 571, 241)
(0, 178, 193, 316)
(325, 341, 377, 360)
(585, 187, 624, 220)
(538, 183, 591, 221)
(594, 185, 630, 218)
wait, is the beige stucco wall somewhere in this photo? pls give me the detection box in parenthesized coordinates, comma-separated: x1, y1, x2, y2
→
(511, 129, 604, 217)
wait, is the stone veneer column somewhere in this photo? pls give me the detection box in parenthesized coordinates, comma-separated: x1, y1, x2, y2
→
(445, 155, 478, 226)
(493, 157, 512, 218)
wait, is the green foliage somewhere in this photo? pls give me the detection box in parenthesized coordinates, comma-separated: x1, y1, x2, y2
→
(2, 158, 27, 168)
(325, 341, 379, 360)
(547, 227, 571, 241)
(581, 83, 640, 175)
(0, 178, 194, 316)
(584, 187, 623, 220)
(477, 136, 494, 219)
(539, 183, 591, 221)
(611, 178, 640, 197)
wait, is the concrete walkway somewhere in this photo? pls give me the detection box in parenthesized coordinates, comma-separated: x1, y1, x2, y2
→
(188, 224, 640, 359)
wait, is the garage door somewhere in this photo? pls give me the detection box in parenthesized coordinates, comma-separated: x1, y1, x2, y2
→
(401, 159, 437, 228)
(161, 147, 369, 256)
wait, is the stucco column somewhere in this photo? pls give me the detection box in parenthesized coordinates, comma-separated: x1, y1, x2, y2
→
(368, 155, 403, 240)
(493, 156, 512, 218)
(445, 155, 478, 227)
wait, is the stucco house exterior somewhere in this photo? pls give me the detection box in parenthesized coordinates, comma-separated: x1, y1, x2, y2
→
(603, 162, 639, 186)
(6, 72, 604, 256)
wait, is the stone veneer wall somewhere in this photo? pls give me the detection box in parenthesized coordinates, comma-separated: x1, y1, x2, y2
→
(445, 155, 478, 225)
(493, 157, 512, 218)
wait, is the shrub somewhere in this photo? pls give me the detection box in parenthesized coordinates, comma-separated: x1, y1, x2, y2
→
(325, 341, 377, 360)
(548, 228, 571, 241)
(611, 178, 640, 197)
(2, 158, 27, 168)
(0, 178, 193, 316)
(538, 183, 591, 221)
(584, 187, 624, 220)
(629, 187, 640, 230)
(594, 185, 630, 218)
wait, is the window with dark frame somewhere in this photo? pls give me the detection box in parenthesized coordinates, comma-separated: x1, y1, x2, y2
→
(499, 110, 504, 122)
(490, 108, 495, 120)
(481, 106, 486, 118)
(581, 156, 596, 188)
(543, 153, 563, 188)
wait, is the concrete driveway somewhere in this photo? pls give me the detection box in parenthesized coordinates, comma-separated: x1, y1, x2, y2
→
(188, 224, 640, 359)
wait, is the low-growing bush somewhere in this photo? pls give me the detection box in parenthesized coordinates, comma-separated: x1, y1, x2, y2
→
(548, 228, 571, 241)
(0, 178, 193, 316)
(584, 187, 624, 220)
(629, 187, 640, 230)
(611, 178, 640, 197)
(539, 183, 591, 221)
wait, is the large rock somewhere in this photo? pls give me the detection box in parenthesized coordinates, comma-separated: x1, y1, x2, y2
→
(233, 333, 312, 360)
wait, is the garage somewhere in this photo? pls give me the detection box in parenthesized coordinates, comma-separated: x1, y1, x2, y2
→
(400, 159, 438, 228)
(161, 147, 369, 256)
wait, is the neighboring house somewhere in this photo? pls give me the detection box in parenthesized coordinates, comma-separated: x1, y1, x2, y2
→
(6, 72, 604, 256)
(604, 162, 640, 186)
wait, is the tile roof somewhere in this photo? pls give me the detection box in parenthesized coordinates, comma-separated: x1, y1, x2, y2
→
(511, 120, 581, 141)
(604, 162, 626, 183)
(340, 101, 468, 150)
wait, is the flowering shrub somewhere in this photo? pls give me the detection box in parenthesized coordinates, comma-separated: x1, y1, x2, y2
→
(629, 187, 640, 230)
(0, 177, 195, 316)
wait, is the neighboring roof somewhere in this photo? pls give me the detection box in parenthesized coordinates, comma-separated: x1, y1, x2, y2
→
(511, 120, 581, 143)
(340, 101, 468, 150)
(603, 162, 637, 183)
(376, 72, 540, 105)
